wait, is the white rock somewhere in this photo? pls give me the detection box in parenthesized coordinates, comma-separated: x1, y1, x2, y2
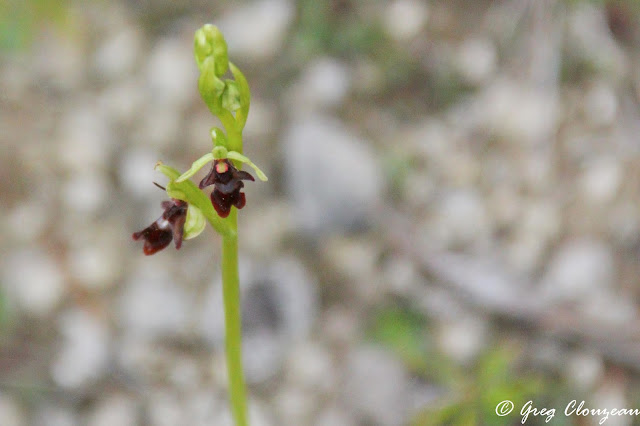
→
(33, 35, 84, 91)
(580, 289, 637, 327)
(98, 79, 146, 125)
(33, 404, 78, 426)
(219, 0, 294, 61)
(2, 248, 65, 317)
(242, 330, 287, 383)
(117, 147, 163, 198)
(119, 265, 191, 339)
(87, 395, 138, 426)
(133, 105, 181, 149)
(580, 157, 622, 204)
(51, 309, 110, 389)
(478, 79, 558, 145)
(343, 346, 410, 426)
(314, 405, 356, 426)
(0, 394, 25, 426)
(584, 83, 618, 127)
(455, 38, 497, 85)
(383, 0, 428, 40)
(436, 315, 488, 364)
(94, 28, 142, 81)
(383, 255, 420, 296)
(431, 189, 491, 248)
(287, 342, 334, 392)
(565, 351, 603, 392)
(275, 387, 316, 426)
(146, 390, 184, 426)
(282, 115, 382, 234)
(540, 239, 614, 303)
(5, 201, 49, 243)
(58, 103, 113, 173)
(591, 380, 629, 426)
(62, 173, 109, 214)
(68, 244, 120, 290)
(291, 58, 351, 110)
(567, 3, 627, 80)
(146, 37, 197, 109)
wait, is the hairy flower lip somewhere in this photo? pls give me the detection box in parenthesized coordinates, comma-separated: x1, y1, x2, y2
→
(199, 159, 254, 218)
(132, 199, 188, 255)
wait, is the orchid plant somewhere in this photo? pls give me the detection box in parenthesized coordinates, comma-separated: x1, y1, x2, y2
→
(132, 24, 266, 426)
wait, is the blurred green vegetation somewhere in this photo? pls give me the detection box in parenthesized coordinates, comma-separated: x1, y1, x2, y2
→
(0, 0, 73, 52)
(369, 306, 576, 426)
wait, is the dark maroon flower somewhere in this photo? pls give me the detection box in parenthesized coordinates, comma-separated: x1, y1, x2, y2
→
(132, 199, 188, 255)
(199, 159, 254, 218)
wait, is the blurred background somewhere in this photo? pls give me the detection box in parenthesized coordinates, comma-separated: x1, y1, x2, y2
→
(2, 0, 640, 424)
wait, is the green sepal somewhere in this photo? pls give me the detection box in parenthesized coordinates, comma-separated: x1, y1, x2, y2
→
(183, 204, 206, 240)
(226, 151, 268, 181)
(230, 62, 250, 129)
(155, 162, 235, 238)
(212, 146, 229, 160)
(211, 127, 228, 148)
(176, 152, 214, 183)
(222, 80, 242, 112)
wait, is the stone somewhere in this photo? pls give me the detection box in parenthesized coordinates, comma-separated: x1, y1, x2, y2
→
(57, 103, 114, 173)
(289, 58, 351, 110)
(282, 115, 382, 234)
(61, 173, 109, 214)
(343, 346, 410, 426)
(118, 264, 191, 339)
(436, 315, 488, 364)
(580, 157, 622, 204)
(118, 147, 164, 198)
(383, 0, 429, 40)
(94, 28, 142, 82)
(540, 239, 614, 303)
(0, 394, 25, 426)
(51, 309, 110, 389)
(87, 394, 138, 426)
(455, 38, 497, 85)
(146, 37, 197, 109)
(2, 248, 65, 317)
(565, 351, 603, 392)
(430, 189, 491, 249)
(219, 0, 294, 61)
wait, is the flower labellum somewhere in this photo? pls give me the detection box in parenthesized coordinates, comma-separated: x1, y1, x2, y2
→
(199, 158, 254, 218)
(132, 199, 188, 255)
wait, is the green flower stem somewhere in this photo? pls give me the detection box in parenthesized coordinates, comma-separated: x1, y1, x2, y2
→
(221, 208, 248, 426)
(220, 102, 248, 425)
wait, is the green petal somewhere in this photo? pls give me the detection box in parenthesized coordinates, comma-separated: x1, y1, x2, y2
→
(183, 204, 206, 240)
(176, 152, 214, 182)
(226, 151, 268, 181)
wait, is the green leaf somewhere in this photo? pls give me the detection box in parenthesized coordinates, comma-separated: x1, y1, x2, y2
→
(176, 152, 214, 183)
(226, 151, 268, 181)
(229, 62, 250, 129)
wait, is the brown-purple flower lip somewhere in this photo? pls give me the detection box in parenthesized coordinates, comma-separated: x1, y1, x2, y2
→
(132, 198, 188, 255)
(199, 159, 254, 218)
